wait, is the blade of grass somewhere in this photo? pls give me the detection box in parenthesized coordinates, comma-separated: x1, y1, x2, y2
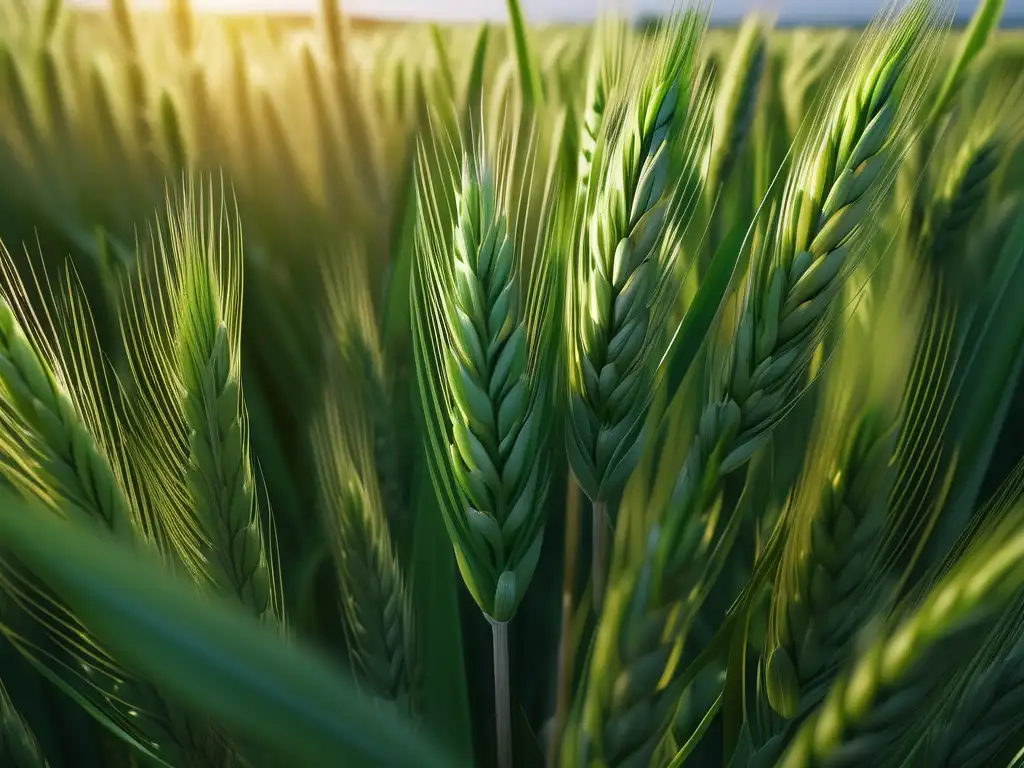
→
(0, 489, 455, 768)
(505, 0, 543, 108)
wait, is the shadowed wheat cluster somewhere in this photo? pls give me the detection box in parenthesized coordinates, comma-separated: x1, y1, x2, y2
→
(0, 0, 1023, 766)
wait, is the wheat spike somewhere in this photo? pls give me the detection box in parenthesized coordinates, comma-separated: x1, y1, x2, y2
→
(0, 255, 134, 539)
(566, 10, 709, 506)
(313, 342, 417, 715)
(765, 415, 899, 720)
(125, 179, 277, 621)
(779, 503, 1024, 768)
(443, 154, 547, 621)
(175, 236, 273, 620)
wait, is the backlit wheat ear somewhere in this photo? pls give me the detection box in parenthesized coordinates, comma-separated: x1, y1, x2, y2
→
(0, 251, 135, 540)
(779, 494, 1024, 768)
(312, 367, 417, 717)
(322, 243, 408, 547)
(123, 178, 280, 622)
(663, 0, 946, 549)
(706, 15, 768, 193)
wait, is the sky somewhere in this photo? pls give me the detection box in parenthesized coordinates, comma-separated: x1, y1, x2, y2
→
(71, 0, 1024, 23)
(336, 0, 1024, 23)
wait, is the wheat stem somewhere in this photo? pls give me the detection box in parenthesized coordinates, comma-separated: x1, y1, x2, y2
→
(492, 618, 513, 768)
(592, 499, 609, 612)
(550, 477, 583, 767)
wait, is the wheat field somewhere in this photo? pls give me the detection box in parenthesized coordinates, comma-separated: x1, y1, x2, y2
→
(0, 0, 1023, 766)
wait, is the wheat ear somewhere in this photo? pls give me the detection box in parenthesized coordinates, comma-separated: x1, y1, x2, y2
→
(765, 415, 898, 719)
(415, 147, 554, 624)
(173, 219, 274, 621)
(779, 506, 1024, 768)
(322, 244, 409, 549)
(567, 11, 706, 506)
(313, 364, 417, 716)
(123, 181, 278, 622)
(0, 274, 134, 539)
